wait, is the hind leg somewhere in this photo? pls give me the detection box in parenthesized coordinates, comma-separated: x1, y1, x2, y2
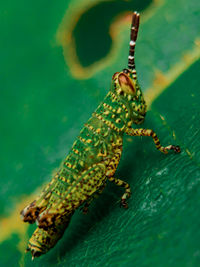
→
(80, 182, 106, 214)
(108, 177, 131, 208)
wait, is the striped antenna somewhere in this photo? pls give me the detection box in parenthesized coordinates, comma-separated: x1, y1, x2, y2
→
(128, 12, 140, 73)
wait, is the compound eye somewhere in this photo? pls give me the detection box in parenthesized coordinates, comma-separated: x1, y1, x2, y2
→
(118, 73, 136, 95)
(123, 68, 130, 74)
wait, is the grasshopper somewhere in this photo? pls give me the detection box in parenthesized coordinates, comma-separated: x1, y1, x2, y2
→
(20, 12, 180, 259)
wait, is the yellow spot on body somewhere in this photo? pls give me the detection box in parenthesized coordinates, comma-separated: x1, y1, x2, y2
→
(127, 121, 132, 127)
(79, 136, 86, 143)
(65, 162, 72, 168)
(71, 187, 76, 194)
(128, 95, 132, 101)
(117, 89, 122, 94)
(60, 176, 67, 182)
(117, 108, 122, 113)
(97, 152, 107, 157)
(73, 148, 79, 154)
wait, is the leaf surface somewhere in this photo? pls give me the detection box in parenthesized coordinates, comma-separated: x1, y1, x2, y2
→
(0, 0, 200, 266)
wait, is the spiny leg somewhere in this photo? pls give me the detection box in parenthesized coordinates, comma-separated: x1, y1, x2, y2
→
(125, 128, 181, 154)
(80, 182, 106, 214)
(108, 177, 131, 209)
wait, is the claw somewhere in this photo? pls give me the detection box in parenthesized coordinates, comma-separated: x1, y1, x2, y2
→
(165, 145, 181, 154)
(120, 199, 128, 209)
(173, 145, 181, 153)
(82, 206, 89, 214)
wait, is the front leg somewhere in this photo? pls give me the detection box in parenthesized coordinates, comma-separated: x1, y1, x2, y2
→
(125, 128, 181, 154)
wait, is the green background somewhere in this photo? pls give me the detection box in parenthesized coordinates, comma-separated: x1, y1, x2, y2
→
(0, 0, 200, 266)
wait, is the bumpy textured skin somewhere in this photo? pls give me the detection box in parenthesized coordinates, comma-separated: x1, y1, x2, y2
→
(20, 12, 180, 259)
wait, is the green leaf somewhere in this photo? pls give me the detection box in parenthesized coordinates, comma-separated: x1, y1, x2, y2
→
(0, 0, 200, 266)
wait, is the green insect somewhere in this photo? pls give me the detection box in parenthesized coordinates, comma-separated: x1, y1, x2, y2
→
(20, 12, 180, 259)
